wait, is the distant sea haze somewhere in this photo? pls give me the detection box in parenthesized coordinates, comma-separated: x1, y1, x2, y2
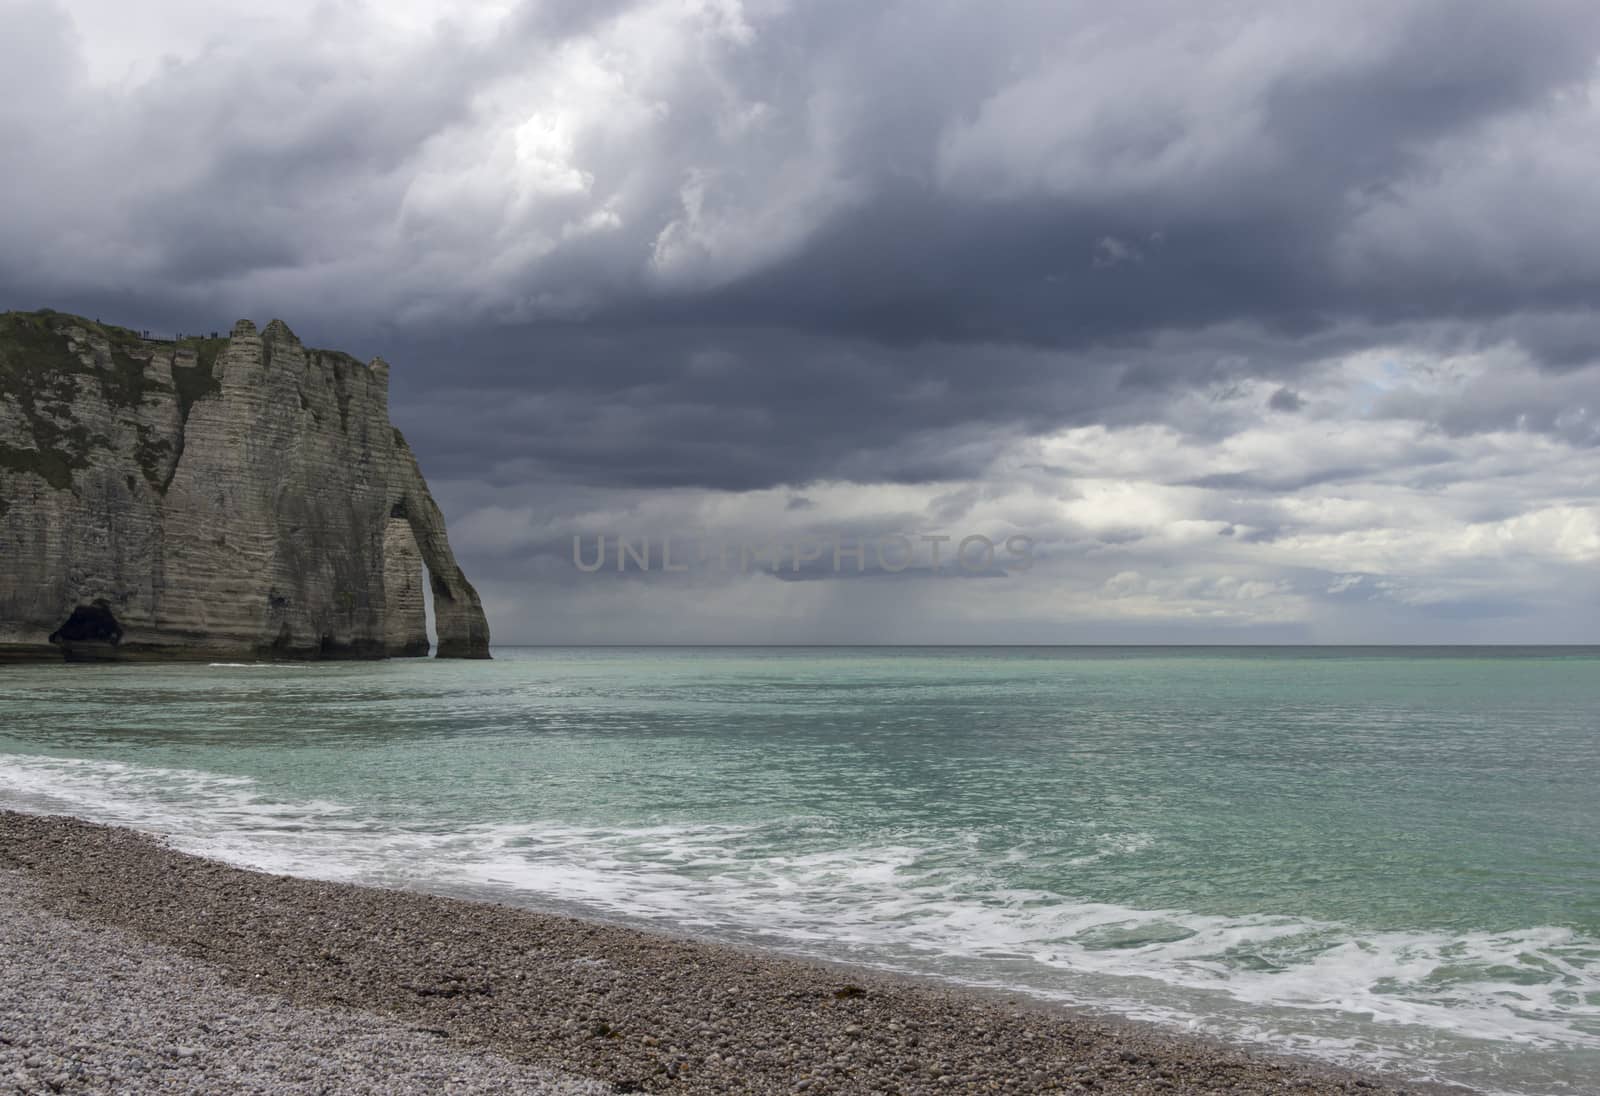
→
(2, 646, 1597, 1096)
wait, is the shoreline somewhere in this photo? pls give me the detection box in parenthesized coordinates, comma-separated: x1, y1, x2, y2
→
(1, 810, 1470, 1095)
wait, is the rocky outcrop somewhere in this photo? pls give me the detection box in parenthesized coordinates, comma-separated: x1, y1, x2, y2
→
(0, 310, 490, 661)
(383, 519, 430, 658)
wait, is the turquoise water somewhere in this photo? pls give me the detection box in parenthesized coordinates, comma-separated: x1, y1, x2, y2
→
(2, 647, 1597, 1094)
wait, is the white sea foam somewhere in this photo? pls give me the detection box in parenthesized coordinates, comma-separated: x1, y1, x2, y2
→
(1, 752, 1595, 1095)
(206, 662, 323, 670)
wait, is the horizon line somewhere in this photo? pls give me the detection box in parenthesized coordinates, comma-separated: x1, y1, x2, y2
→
(479, 642, 1600, 649)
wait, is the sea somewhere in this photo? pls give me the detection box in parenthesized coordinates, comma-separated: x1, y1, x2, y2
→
(1, 647, 1596, 1094)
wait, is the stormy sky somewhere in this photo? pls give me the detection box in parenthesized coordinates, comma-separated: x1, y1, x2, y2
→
(4, 0, 1598, 642)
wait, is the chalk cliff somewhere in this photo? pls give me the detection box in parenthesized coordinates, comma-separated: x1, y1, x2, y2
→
(0, 309, 490, 660)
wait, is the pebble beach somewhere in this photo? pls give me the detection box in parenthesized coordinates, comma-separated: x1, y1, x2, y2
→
(1, 811, 1471, 1095)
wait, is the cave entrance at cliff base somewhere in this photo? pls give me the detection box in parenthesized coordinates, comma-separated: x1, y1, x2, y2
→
(48, 600, 124, 659)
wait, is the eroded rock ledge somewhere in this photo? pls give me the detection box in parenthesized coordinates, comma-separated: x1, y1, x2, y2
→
(0, 310, 491, 660)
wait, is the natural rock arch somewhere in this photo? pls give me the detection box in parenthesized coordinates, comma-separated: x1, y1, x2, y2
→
(386, 432, 491, 659)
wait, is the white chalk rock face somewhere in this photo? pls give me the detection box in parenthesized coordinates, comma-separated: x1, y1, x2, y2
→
(383, 518, 431, 659)
(0, 310, 491, 661)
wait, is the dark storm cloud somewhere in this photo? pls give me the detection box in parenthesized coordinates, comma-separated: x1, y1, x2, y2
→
(623, 0, 1600, 344)
(1268, 388, 1306, 413)
(5, 0, 1600, 497)
(380, 321, 1353, 490)
(1491, 314, 1600, 373)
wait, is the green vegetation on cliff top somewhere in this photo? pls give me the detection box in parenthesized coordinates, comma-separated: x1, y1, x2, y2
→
(0, 309, 222, 492)
(1, 309, 378, 495)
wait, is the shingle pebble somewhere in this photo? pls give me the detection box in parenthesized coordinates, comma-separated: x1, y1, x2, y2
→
(0, 811, 1473, 1096)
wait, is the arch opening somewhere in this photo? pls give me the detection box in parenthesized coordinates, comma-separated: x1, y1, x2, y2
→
(421, 562, 438, 655)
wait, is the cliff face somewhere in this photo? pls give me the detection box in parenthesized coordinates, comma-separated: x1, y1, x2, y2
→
(0, 310, 490, 661)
